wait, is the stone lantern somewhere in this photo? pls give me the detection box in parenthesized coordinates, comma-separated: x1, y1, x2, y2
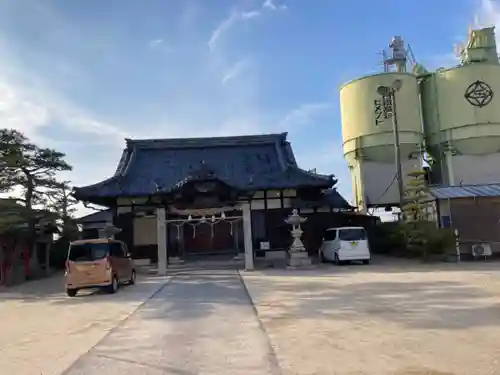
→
(284, 209, 311, 267)
(98, 224, 122, 239)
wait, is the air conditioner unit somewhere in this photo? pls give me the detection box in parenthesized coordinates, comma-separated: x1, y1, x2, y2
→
(471, 243, 492, 258)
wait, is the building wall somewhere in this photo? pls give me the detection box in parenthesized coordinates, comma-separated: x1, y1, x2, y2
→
(133, 217, 157, 246)
(113, 189, 339, 260)
(355, 159, 422, 208)
(440, 197, 500, 256)
(447, 153, 500, 185)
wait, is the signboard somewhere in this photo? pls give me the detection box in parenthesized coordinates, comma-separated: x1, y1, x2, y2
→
(260, 241, 270, 250)
(374, 95, 394, 125)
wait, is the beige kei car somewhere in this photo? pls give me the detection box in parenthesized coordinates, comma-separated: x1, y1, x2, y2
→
(65, 238, 136, 297)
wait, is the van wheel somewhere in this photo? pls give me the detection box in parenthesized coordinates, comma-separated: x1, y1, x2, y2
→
(363, 259, 370, 265)
(107, 275, 119, 294)
(320, 251, 326, 263)
(334, 254, 341, 266)
(128, 269, 136, 285)
(66, 289, 77, 297)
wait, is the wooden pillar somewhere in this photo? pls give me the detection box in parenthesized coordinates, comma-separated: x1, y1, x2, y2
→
(45, 242, 51, 276)
(242, 202, 254, 270)
(156, 207, 167, 275)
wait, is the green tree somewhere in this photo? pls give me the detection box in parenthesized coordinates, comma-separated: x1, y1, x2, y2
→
(401, 169, 433, 222)
(0, 128, 73, 259)
(45, 181, 80, 239)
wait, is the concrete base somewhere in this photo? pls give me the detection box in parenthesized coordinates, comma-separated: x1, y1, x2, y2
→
(233, 253, 245, 261)
(286, 250, 312, 268)
(169, 257, 185, 265)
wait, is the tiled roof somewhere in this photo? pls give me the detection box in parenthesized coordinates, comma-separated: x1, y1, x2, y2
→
(294, 188, 354, 210)
(74, 133, 334, 200)
(77, 209, 112, 223)
(429, 183, 500, 199)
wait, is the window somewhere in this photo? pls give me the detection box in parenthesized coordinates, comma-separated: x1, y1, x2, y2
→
(253, 190, 265, 199)
(338, 228, 367, 241)
(68, 243, 110, 261)
(109, 242, 125, 257)
(323, 230, 337, 241)
(266, 199, 281, 209)
(266, 190, 281, 198)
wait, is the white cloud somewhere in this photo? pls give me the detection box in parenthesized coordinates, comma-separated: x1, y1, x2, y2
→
(149, 38, 163, 46)
(262, 0, 288, 11)
(423, 0, 500, 71)
(0, 0, 335, 218)
(222, 58, 252, 84)
(208, 11, 258, 52)
(0, 74, 127, 149)
(277, 102, 332, 132)
(475, 0, 500, 27)
(473, 0, 500, 50)
(208, 1, 287, 53)
(0, 82, 50, 140)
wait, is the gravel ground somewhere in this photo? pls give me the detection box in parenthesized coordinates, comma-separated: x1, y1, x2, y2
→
(241, 259, 500, 375)
(0, 274, 168, 375)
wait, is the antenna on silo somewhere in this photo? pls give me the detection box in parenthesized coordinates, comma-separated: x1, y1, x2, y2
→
(377, 50, 388, 72)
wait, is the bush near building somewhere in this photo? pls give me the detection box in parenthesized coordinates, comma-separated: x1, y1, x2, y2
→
(370, 220, 456, 261)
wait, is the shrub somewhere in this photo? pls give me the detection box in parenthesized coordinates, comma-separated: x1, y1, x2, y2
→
(370, 220, 456, 261)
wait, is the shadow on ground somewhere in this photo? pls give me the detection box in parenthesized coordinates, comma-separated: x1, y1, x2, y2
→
(0, 274, 169, 306)
(135, 269, 252, 321)
(245, 268, 500, 330)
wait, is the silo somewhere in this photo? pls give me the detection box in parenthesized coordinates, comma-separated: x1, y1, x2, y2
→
(340, 71, 424, 210)
(421, 27, 500, 185)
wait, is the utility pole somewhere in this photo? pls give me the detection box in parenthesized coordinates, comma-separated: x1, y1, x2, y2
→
(390, 88, 405, 220)
(377, 79, 404, 220)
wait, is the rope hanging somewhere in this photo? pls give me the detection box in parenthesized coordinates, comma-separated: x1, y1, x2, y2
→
(167, 213, 242, 240)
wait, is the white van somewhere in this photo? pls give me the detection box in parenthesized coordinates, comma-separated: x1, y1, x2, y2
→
(319, 226, 370, 265)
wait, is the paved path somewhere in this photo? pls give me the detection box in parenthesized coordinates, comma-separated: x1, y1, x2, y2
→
(63, 269, 280, 375)
(0, 274, 168, 375)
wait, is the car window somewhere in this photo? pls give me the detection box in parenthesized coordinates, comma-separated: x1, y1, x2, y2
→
(323, 230, 337, 241)
(109, 242, 124, 257)
(121, 243, 129, 257)
(338, 228, 367, 241)
(68, 243, 109, 261)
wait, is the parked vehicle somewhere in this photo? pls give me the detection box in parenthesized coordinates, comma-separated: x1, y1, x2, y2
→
(65, 238, 136, 297)
(319, 226, 371, 265)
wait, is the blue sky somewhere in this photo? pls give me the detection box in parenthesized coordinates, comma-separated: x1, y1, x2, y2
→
(0, 0, 496, 214)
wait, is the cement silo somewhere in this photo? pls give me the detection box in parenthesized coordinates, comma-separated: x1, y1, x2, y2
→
(421, 27, 500, 185)
(340, 37, 424, 211)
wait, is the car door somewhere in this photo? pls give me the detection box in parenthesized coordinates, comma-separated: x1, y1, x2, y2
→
(120, 242, 133, 280)
(109, 242, 125, 281)
(322, 229, 338, 260)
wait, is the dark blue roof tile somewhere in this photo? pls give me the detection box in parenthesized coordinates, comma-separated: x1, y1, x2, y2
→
(75, 133, 334, 199)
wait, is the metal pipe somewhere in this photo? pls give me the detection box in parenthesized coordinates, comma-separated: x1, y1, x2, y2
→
(391, 89, 405, 219)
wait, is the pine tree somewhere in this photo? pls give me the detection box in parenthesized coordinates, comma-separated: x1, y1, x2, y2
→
(0, 129, 73, 262)
(401, 168, 435, 260)
(45, 181, 80, 240)
(402, 169, 433, 222)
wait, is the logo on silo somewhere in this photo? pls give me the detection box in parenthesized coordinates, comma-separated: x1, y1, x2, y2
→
(464, 80, 493, 107)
